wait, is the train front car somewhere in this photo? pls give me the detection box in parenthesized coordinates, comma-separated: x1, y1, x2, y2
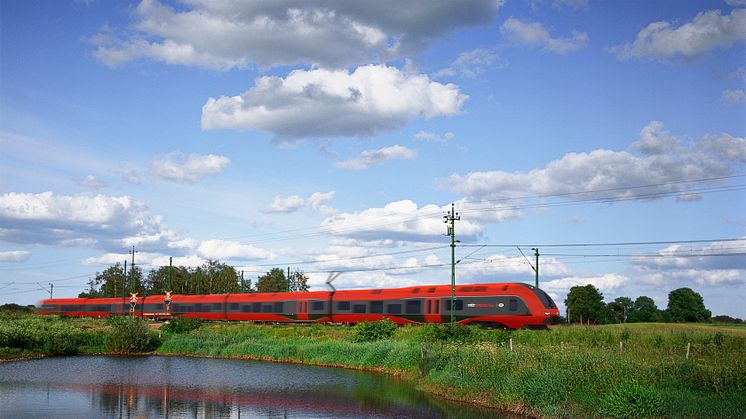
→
(453, 283, 561, 329)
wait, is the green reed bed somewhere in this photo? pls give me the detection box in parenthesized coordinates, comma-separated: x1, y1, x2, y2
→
(157, 321, 746, 418)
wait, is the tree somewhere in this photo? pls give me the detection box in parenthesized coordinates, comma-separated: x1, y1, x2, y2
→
(627, 296, 659, 322)
(256, 268, 288, 293)
(80, 263, 144, 298)
(667, 288, 711, 323)
(288, 269, 310, 292)
(605, 296, 634, 323)
(565, 284, 605, 324)
(201, 260, 240, 294)
(146, 265, 192, 294)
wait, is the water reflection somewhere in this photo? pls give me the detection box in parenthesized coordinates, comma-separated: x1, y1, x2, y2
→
(0, 356, 508, 418)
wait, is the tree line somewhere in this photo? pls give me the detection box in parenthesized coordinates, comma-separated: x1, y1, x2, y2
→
(78, 261, 309, 298)
(563, 284, 739, 324)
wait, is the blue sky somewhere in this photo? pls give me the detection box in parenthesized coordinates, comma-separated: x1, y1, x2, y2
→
(1, 0, 745, 318)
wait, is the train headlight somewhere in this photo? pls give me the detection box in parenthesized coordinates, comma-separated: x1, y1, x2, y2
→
(544, 311, 551, 316)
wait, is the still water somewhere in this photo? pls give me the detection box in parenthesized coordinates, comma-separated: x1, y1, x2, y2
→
(0, 356, 508, 418)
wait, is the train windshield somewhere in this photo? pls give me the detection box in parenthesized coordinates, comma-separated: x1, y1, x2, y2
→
(519, 283, 557, 309)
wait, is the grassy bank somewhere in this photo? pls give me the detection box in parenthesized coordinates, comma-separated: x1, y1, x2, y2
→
(2, 313, 744, 418)
(158, 321, 746, 418)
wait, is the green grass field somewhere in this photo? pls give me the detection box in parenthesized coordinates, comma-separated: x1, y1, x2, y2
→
(2, 313, 744, 418)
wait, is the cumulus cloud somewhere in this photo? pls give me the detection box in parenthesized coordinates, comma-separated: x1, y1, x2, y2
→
(197, 239, 274, 261)
(0, 250, 31, 263)
(151, 152, 230, 183)
(445, 121, 743, 202)
(436, 48, 499, 78)
(261, 195, 306, 214)
(335, 145, 417, 170)
(631, 239, 746, 272)
(308, 191, 336, 214)
(458, 253, 571, 281)
(541, 273, 628, 300)
(721, 89, 746, 105)
(501, 17, 588, 54)
(0, 192, 174, 252)
(76, 175, 107, 189)
(612, 9, 746, 60)
(261, 191, 336, 214)
(319, 200, 483, 243)
(414, 130, 455, 143)
(91, 0, 501, 70)
(201, 65, 467, 140)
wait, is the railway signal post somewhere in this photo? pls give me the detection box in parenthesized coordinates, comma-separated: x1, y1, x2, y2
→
(444, 203, 460, 324)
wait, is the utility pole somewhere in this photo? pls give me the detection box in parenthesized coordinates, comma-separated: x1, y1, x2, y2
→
(168, 257, 173, 291)
(49, 283, 53, 299)
(129, 246, 137, 294)
(444, 203, 460, 324)
(531, 247, 539, 288)
(123, 260, 127, 300)
(240, 270, 244, 292)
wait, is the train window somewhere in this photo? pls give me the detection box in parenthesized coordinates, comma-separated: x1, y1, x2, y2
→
(445, 300, 463, 311)
(386, 304, 402, 314)
(252, 303, 262, 312)
(370, 301, 383, 313)
(274, 302, 283, 313)
(241, 304, 252, 313)
(406, 300, 421, 314)
(262, 304, 273, 313)
(435, 300, 440, 313)
(213, 303, 222, 310)
(509, 299, 518, 311)
(203, 306, 212, 312)
(353, 304, 366, 314)
(230, 303, 239, 311)
(427, 287, 436, 293)
(195, 303, 203, 312)
(427, 300, 432, 313)
(312, 301, 325, 311)
(412, 288, 420, 293)
(337, 301, 350, 311)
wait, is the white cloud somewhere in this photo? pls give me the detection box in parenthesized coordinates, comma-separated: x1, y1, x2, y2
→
(459, 253, 571, 280)
(414, 130, 455, 143)
(436, 48, 499, 78)
(197, 239, 274, 261)
(552, 0, 588, 10)
(0, 192, 173, 252)
(308, 191, 336, 214)
(335, 145, 417, 170)
(261, 195, 306, 214)
(201, 65, 467, 140)
(117, 170, 143, 185)
(631, 239, 746, 272)
(151, 152, 230, 183)
(0, 250, 31, 263)
(612, 9, 746, 60)
(445, 121, 742, 202)
(76, 175, 107, 189)
(92, 0, 501, 70)
(261, 191, 336, 214)
(541, 274, 628, 299)
(319, 200, 483, 243)
(501, 17, 588, 54)
(721, 89, 746, 105)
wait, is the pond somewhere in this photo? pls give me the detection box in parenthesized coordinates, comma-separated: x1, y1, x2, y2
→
(0, 356, 512, 418)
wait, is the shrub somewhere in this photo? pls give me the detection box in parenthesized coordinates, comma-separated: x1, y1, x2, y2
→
(420, 323, 475, 342)
(105, 316, 159, 353)
(354, 319, 397, 342)
(161, 316, 203, 334)
(599, 381, 664, 418)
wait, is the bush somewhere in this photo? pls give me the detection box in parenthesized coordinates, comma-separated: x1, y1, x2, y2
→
(354, 319, 397, 342)
(420, 323, 475, 342)
(161, 316, 203, 334)
(105, 316, 159, 353)
(599, 381, 665, 418)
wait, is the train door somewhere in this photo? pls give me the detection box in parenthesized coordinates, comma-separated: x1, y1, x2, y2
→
(297, 300, 308, 321)
(424, 298, 441, 323)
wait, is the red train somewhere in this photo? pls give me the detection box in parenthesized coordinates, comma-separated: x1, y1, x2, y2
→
(38, 282, 561, 329)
